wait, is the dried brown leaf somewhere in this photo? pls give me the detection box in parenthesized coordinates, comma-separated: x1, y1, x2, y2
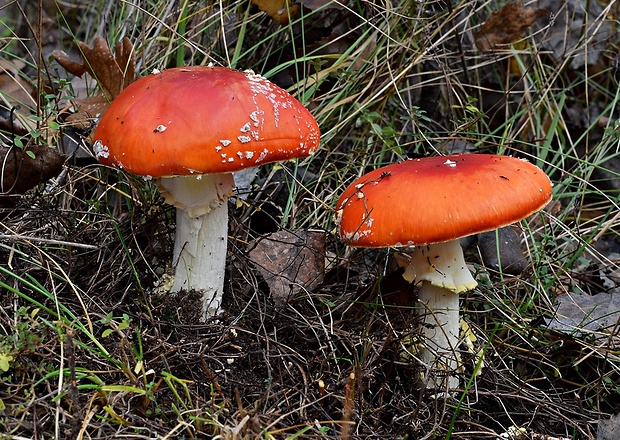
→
(53, 37, 137, 130)
(54, 37, 136, 100)
(251, 0, 301, 25)
(64, 95, 110, 129)
(475, 2, 549, 52)
(546, 288, 620, 339)
(248, 230, 325, 308)
(0, 143, 65, 206)
(52, 52, 88, 77)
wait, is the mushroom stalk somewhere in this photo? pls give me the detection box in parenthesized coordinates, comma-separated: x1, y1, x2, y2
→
(416, 283, 461, 390)
(172, 204, 228, 318)
(399, 240, 477, 390)
(158, 173, 235, 320)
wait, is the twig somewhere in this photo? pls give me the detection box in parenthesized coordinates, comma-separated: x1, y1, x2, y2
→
(0, 234, 98, 250)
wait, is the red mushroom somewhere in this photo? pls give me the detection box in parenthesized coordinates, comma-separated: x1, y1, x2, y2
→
(93, 66, 320, 320)
(335, 154, 552, 390)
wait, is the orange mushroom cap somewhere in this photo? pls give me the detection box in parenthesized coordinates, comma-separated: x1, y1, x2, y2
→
(336, 154, 553, 247)
(92, 66, 320, 177)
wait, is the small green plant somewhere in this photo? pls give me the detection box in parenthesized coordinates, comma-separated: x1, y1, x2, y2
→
(0, 307, 44, 373)
(99, 312, 132, 338)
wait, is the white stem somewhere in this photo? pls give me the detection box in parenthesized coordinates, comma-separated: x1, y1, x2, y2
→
(401, 240, 477, 294)
(172, 204, 228, 319)
(397, 240, 478, 390)
(417, 282, 460, 390)
(158, 173, 235, 321)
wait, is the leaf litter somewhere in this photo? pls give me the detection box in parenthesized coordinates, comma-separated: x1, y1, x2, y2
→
(248, 229, 325, 308)
(0, 1, 619, 439)
(53, 37, 137, 131)
(474, 1, 550, 52)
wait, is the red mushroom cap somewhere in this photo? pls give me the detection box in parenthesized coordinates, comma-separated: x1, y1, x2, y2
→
(336, 154, 553, 247)
(92, 66, 320, 177)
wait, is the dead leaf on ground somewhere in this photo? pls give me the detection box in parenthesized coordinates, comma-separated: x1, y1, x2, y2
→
(0, 63, 66, 202)
(248, 229, 325, 308)
(475, 2, 549, 52)
(533, 0, 614, 69)
(0, 143, 65, 207)
(251, 0, 301, 25)
(53, 37, 137, 129)
(545, 288, 620, 340)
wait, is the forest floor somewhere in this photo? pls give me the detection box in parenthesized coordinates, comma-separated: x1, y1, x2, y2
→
(1, 1, 620, 439)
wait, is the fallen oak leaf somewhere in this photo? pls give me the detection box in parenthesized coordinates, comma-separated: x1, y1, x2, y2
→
(53, 37, 136, 100)
(0, 63, 66, 205)
(545, 289, 620, 340)
(248, 229, 325, 308)
(251, 0, 301, 25)
(62, 94, 111, 131)
(52, 51, 88, 77)
(53, 37, 137, 130)
(475, 1, 549, 53)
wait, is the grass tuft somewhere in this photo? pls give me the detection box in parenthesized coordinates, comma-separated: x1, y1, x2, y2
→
(0, 0, 619, 437)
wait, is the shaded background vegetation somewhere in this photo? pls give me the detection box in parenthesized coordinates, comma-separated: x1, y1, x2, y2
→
(0, 0, 619, 438)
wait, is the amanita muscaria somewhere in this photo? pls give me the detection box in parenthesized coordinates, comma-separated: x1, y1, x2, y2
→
(93, 66, 320, 320)
(335, 154, 552, 390)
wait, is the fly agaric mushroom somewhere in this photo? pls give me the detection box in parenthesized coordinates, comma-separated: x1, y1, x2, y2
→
(335, 154, 552, 390)
(93, 66, 320, 320)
